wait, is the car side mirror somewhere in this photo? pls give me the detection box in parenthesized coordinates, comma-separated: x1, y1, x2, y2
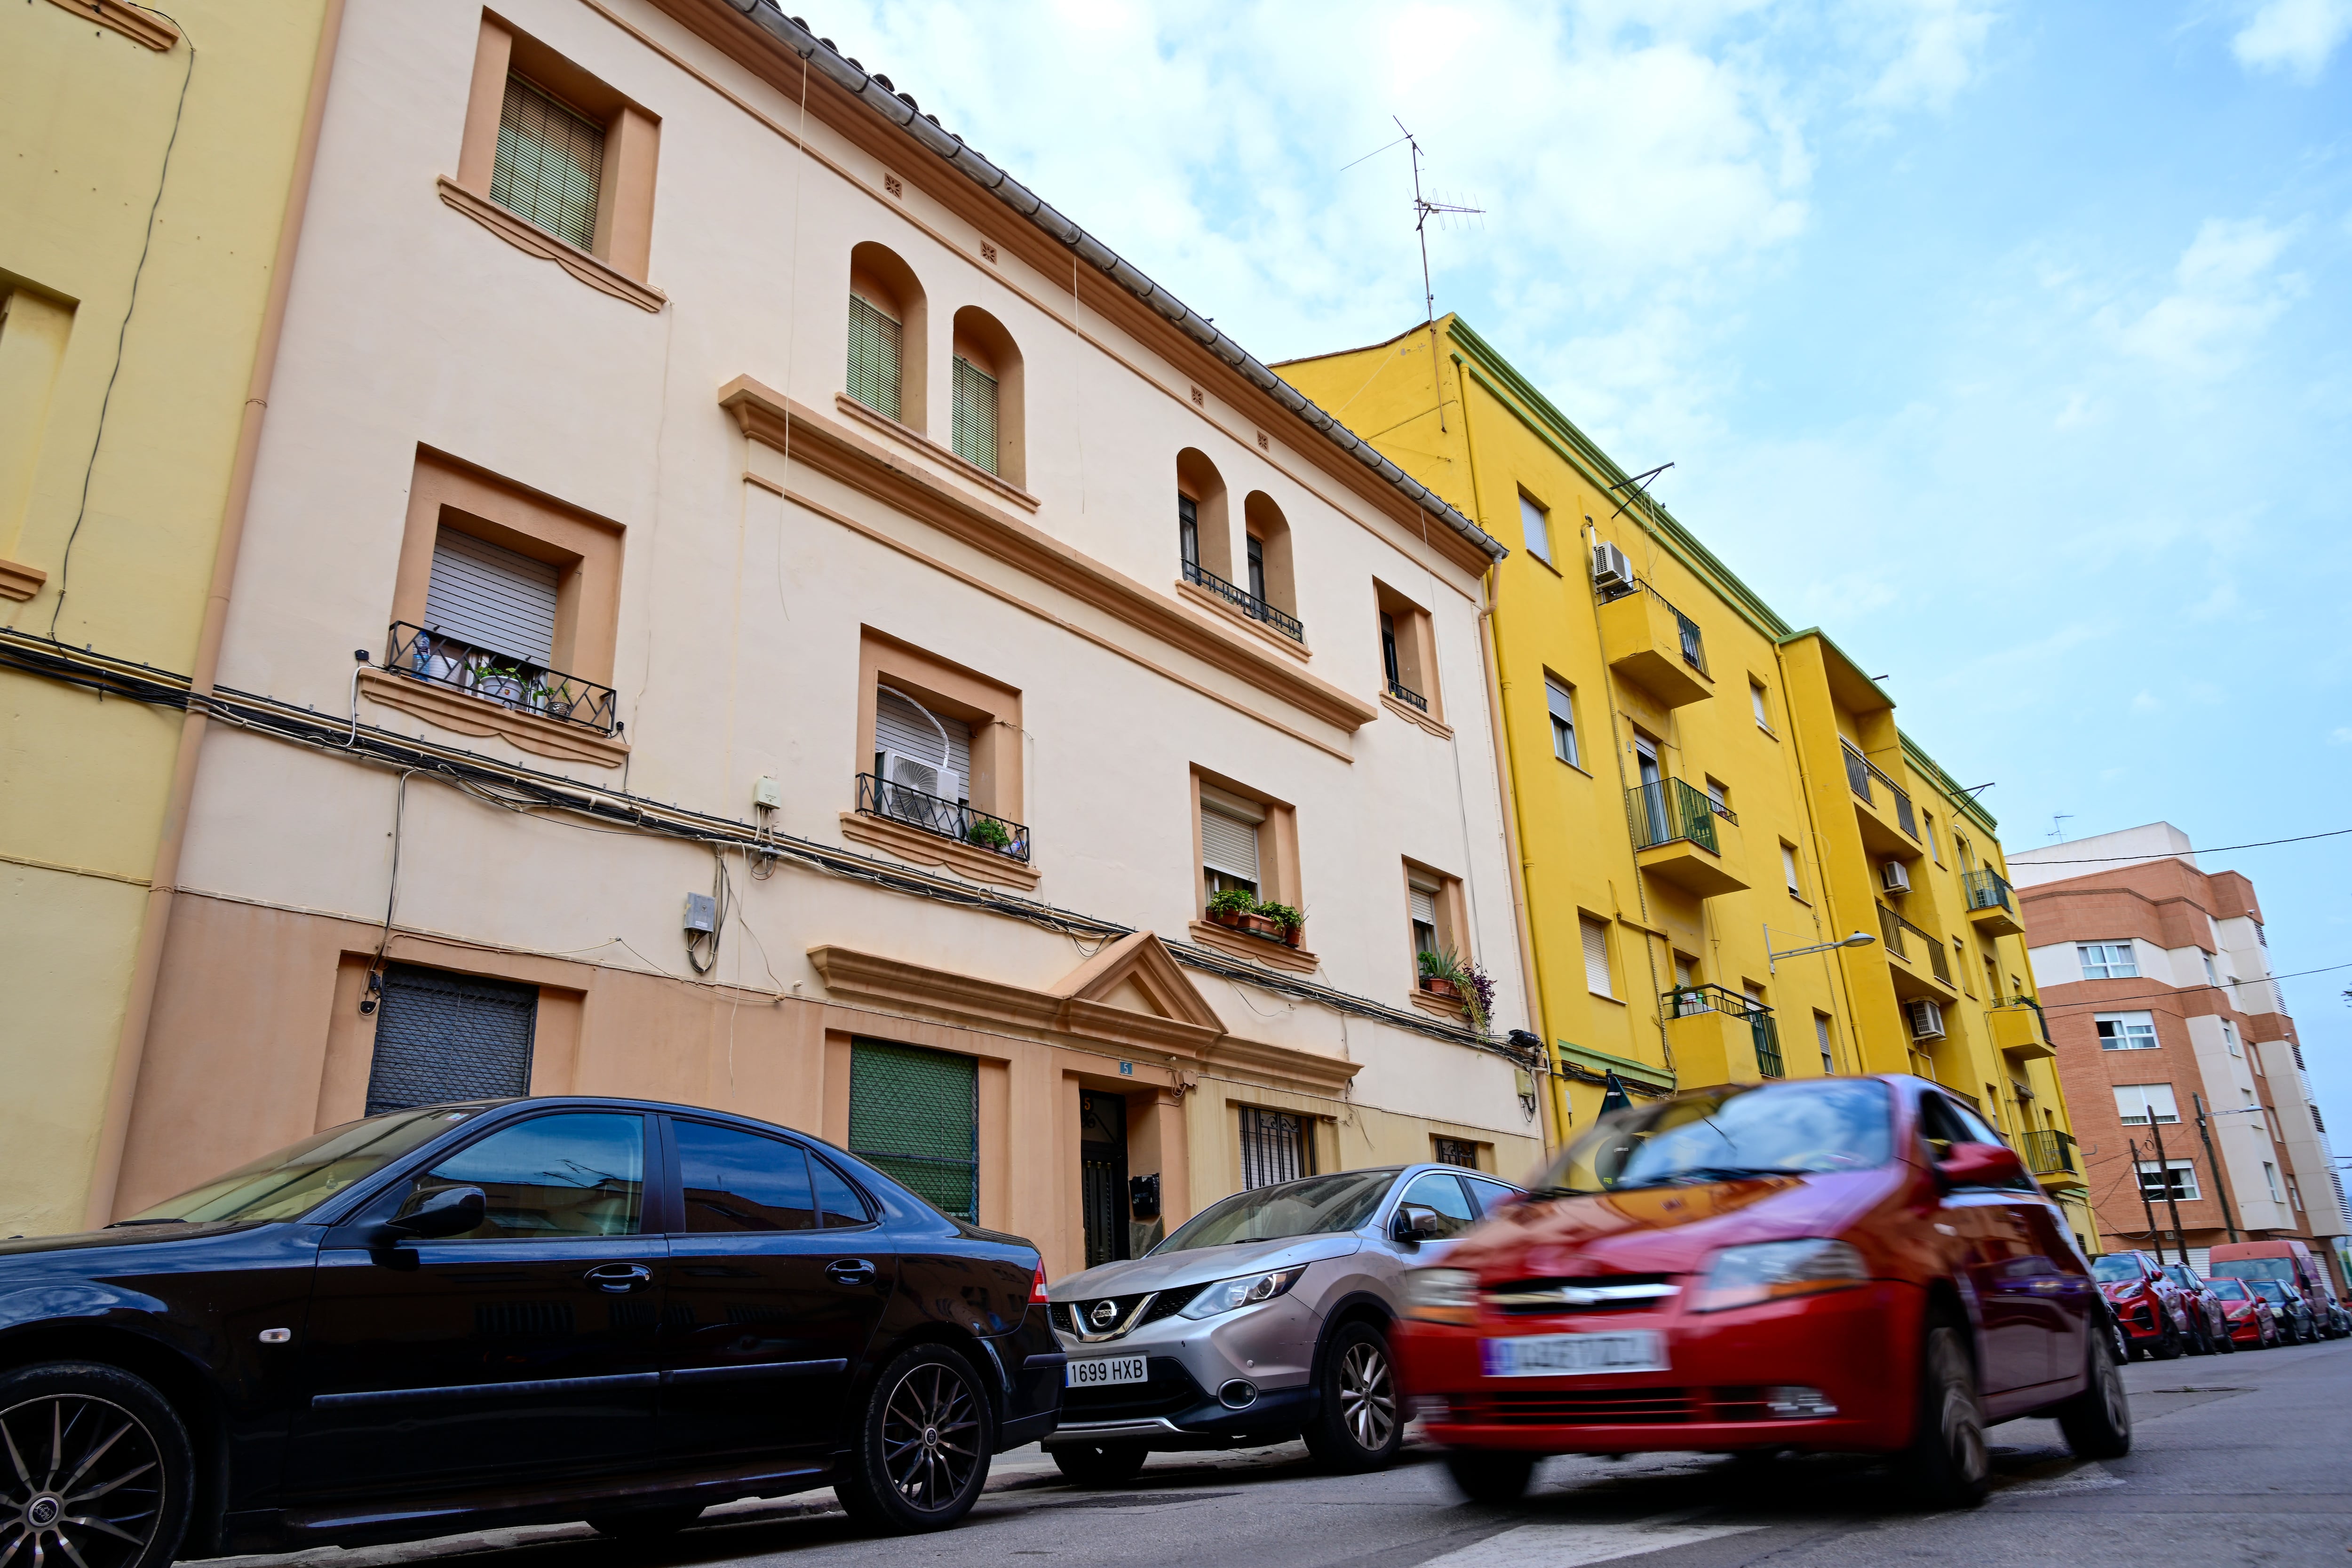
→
(1936, 1141, 2028, 1193)
(378, 1186, 485, 1243)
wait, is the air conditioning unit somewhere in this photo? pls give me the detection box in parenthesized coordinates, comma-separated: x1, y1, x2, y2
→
(1591, 541, 1634, 592)
(878, 749, 960, 812)
(1906, 999, 1947, 1042)
(1881, 860, 1912, 895)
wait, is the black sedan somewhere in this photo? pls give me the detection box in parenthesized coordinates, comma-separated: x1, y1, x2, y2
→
(0, 1097, 1060, 1568)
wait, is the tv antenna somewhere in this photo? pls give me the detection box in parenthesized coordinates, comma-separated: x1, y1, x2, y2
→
(2048, 813, 2074, 843)
(1395, 118, 1480, 431)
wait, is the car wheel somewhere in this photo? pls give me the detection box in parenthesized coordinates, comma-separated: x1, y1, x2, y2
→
(0, 1361, 192, 1568)
(833, 1344, 993, 1534)
(2217, 1324, 2238, 1354)
(1442, 1449, 1536, 1503)
(1899, 1322, 1989, 1509)
(1302, 1321, 1403, 1473)
(2151, 1314, 2185, 1361)
(1049, 1443, 1148, 1488)
(2054, 1322, 2131, 1460)
(584, 1504, 704, 1540)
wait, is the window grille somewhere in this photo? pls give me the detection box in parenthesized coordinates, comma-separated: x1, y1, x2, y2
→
(366, 963, 537, 1114)
(491, 76, 604, 250)
(1432, 1136, 1478, 1169)
(951, 356, 999, 474)
(847, 294, 903, 420)
(848, 1039, 978, 1219)
(1239, 1106, 1313, 1190)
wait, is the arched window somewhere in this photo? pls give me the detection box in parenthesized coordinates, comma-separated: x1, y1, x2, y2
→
(1175, 448, 1231, 586)
(847, 242, 926, 428)
(950, 306, 1024, 485)
(1242, 491, 1301, 642)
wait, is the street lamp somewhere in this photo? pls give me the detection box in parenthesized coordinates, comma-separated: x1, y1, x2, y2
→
(1765, 929, 1875, 974)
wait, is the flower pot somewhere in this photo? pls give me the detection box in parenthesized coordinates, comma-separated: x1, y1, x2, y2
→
(1208, 909, 1245, 929)
(544, 699, 573, 722)
(1419, 976, 1462, 1001)
(1239, 913, 1283, 940)
(1281, 923, 1303, 948)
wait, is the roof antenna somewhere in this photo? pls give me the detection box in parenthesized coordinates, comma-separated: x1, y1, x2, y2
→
(1395, 118, 1480, 433)
(2048, 813, 2074, 843)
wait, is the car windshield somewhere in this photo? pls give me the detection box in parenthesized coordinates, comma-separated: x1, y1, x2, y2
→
(2211, 1258, 2294, 1284)
(2208, 1280, 2251, 1300)
(2090, 1256, 2144, 1283)
(1530, 1079, 1893, 1195)
(1155, 1170, 1400, 1252)
(2251, 1281, 2293, 1303)
(118, 1107, 481, 1226)
(2163, 1267, 2198, 1288)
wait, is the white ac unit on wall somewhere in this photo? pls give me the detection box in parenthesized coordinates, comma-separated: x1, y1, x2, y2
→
(1907, 999, 1947, 1041)
(1881, 860, 1912, 895)
(1591, 541, 1634, 591)
(878, 749, 960, 810)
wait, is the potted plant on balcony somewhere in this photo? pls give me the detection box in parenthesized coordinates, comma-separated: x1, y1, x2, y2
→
(1417, 947, 1463, 1003)
(1206, 888, 1255, 929)
(966, 816, 1012, 854)
(1257, 902, 1305, 947)
(476, 659, 528, 708)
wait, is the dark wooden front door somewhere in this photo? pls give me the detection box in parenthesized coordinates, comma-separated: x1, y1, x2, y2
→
(1080, 1091, 1129, 1268)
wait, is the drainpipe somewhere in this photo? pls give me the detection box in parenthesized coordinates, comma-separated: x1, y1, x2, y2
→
(83, 0, 348, 1228)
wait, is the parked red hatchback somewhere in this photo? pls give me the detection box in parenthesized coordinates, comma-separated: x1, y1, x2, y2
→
(2203, 1277, 2281, 1347)
(1396, 1076, 2128, 1508)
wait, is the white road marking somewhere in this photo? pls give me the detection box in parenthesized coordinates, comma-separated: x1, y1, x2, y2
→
(1419, 1517, 1764, 1568)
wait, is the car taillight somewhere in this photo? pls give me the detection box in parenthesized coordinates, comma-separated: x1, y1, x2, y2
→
(1030, 1264, 1050, 1305)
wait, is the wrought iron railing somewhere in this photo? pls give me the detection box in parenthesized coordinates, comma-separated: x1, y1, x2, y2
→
(1661, 984, 1780, 1077)
(2018, 1128, 2077, 1178)
(1990, 994, 2049, 1044)
(1884, 908, 1951, 984)
(1183, 558, 1305, 643)
(384, 622, 619, 734)
(1387, 678, 1427, 712)
(855, 772, 1031, 863)
(1627, 778, 1718, 855)
(1877, 900, 1905, 959)
(1843, 744, 1872, 801)
(1597, 576, 1707, 674)
(1963, 867, 2014, 915)
(1841, 742, 1916, 837)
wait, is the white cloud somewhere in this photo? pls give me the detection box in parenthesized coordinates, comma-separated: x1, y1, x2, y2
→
(2331, 727, 2352, 745)
(1859, 0, 1997, 110)
(2232, 0, 2352, 82)
(2111, 218, 2301, 377)
(2132, 691, 2162, 713)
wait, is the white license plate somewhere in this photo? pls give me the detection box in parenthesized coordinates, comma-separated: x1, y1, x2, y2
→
(1065, 1355, 1148, 1389)
(1482, 1332, 1668, 1377)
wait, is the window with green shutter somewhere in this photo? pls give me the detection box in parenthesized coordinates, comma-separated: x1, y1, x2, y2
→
(848, 1038, 977, 1219)
(847, 295, 903, 421)
(491, 76, 604, 251)
(950, 356, 998, 474)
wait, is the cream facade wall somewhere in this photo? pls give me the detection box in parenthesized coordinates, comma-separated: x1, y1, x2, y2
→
(113, 0, 1538, 1272)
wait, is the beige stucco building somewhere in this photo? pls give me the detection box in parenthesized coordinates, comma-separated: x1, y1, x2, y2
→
(97, 0, 1543, 1275)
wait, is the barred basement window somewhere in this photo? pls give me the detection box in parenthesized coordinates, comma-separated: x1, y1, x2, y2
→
(1239, 1106, 1313, 1190)
(951, 356, 999, 474)
(492, 77, 604, 251)
(1432, 1136, 1478, 1169)
(848, 1038, 977, 1219)
(847, 294, 903, 421)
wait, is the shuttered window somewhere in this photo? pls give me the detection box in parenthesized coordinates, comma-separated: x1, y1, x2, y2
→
(1239, 1106, 1313, 1190)
(950, 356, 999, 474)
(1409, 883, 1438, 955)
(491, 76, 604, 252)
(366, 963, 538, 1115)
(1200, 805, 1261, 891)
(425, 529, 560, 667)
(1581, 915, 1614, 998)
(874, 687, 970, 801)
(847, 294, 902, 420)
(848, 1038, 977, 1219)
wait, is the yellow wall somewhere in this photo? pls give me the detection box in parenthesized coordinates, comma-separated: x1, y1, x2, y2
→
(1281, 317, 2089, 1244)
(0, 0, 329, 1234)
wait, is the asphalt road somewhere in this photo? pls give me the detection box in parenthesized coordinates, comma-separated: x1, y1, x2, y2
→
(222, 1337, 2352, 1568)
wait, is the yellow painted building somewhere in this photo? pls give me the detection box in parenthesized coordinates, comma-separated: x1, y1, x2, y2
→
(1282, 317, 2092, 1245)
(0, 0, 337, 1233)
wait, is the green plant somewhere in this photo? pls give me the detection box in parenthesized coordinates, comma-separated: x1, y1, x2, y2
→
(965, 817, 1011, 851)
(1255, 901, 1304, 933)
(1416, 947, 1454, 980)
(1207, 888, 1257, 918)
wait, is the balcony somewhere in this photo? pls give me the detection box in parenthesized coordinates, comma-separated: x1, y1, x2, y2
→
(1662, 985, 1783, 1085)
(855, 772, 1031, 862)
(1386, 678, 1427, 713)
(1841, 742, 1922, 860)
(1183, 558, 1304, 644)
(1879, 902, 1957, 1002)
(1988, 997, 2055, 1061)
(2017, 1129, 2085, 1190)
(1597, 580, 1711, 708)
(1963, 868, 2024, 938)
(385, 621, 619, 733)
(1627, 779, 1747, 899)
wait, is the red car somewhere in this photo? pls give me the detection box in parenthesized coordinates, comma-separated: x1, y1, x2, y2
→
(1396, 1075, 2128, 1508)
(2089, 1252, 2197, 1358)
(2203, 1277, 2281, 1347)
(2159, 1264, 2235, 1355)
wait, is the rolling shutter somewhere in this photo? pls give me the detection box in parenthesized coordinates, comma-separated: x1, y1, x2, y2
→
(365, 963, 538, 1115)
(848, 1039, 978, 1219)
(424, 530, 559, 666)
(490, 76, 603, 251)
(1409, 886, 1438, 929)
(875, 688, 970, 794)
(1581, 916, 1614, 998)
(1200, 807, 1261, 884)
(847, 295, 902, 421)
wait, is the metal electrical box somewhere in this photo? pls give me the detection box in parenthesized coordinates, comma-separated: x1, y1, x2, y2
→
(683, 893, 717, 933)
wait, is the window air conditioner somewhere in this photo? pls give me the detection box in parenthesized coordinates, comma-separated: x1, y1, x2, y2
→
(1906, 999, 1947, 1042)
(878, 750, 960, 813)
(1881, 860, 1912, 895)
(1590, 541, 1634, 592)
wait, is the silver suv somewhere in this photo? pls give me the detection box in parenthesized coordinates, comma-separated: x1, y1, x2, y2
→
(1043, 1163, 1523, 1484)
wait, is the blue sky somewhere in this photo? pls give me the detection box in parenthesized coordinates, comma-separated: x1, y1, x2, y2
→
(818, 2, 2352, 1128)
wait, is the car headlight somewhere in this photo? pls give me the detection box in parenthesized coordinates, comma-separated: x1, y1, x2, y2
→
(1402, 1266, 1478, 1325)
(1691, 1238, 1869, 1313)
(1179, 1266, 1307, 1320)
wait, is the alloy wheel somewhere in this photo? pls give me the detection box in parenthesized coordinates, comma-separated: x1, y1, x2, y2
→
(1929, 1332, 1988, 1489)
(0, 1393, 166, 1568)
(1337, 1340, 1396, 1452)
(877, 1361, 982, 1514)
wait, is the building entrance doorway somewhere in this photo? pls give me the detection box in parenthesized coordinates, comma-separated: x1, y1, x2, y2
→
(1080, 1090, 1130, 1268)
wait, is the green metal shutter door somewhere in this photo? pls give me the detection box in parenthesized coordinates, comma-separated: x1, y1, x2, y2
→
(848, 1039, 978, 1219)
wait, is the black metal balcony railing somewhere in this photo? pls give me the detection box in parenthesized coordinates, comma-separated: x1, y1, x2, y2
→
(386, 622, 619, 734)
(1990, 994, 2050, 1043)
(2018, 1128, 2078, 1178)
(855, 772, 1031, 863)
(1387, 678, 1428, 713)
(1183, 558, 1305, 644)
(1662, 984, 1781, 1078)
(1843, 745, 1872, 801)
(1877, 900, 1905, 959)
(1841, 742, 1917, 838)
(1597, 576, 1708, 675)
(1963, 867, 2015, 915)
(1627, 778, 1718, 855)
